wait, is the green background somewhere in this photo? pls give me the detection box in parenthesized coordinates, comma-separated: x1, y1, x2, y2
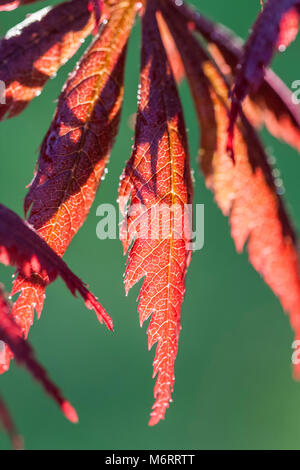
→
(1, 0, 300, 450)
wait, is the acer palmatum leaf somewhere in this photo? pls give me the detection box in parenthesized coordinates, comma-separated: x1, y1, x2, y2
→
(0, 288, 78, 425)
(168, 0, 300, 155)
(9, 0, 137, 358)
(163, 6, 300, 379)
(119, 0, 193, 426)
(227, 0, 300, 154)
(0, 203, 112, 330)
(0, 0, 40, 10)
(0, 0, 95, 120)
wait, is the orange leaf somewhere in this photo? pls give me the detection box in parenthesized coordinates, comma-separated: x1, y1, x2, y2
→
(119, 1, 193, 426)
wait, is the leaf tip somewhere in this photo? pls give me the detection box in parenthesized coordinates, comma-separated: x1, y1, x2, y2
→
(84, 293, 113, 331)
(148, 412, 164, 427)
(61, 401, 79, 424)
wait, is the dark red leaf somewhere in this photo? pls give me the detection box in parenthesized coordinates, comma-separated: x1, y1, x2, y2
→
(0, 203, 113, 332)
(0, 0, 95, 120)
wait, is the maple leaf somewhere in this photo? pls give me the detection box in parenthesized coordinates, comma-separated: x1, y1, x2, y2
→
(0, 287, 78, 431)
(8, 0, 137, 365)
(119, 0, 193, 426)
(0, 0, 95, 120)
(162, 2, 300, 375)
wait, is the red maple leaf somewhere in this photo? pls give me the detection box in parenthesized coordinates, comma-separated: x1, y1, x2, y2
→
(119, 0, 193, 425)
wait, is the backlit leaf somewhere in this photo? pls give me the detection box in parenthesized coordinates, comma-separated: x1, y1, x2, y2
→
(119, 0, 193, 426)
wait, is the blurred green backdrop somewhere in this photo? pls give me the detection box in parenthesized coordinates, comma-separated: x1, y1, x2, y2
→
(1, 0, 300, 450)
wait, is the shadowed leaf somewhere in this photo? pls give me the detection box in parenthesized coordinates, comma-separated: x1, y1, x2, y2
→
(163, 5, 300, 380)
